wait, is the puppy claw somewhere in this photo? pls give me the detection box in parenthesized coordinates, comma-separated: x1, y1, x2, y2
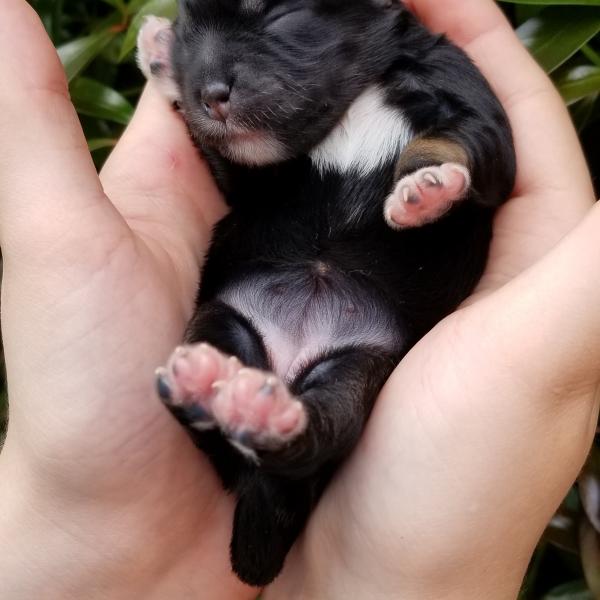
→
(149, 61, 164, 76)
(423, 172, 439, 186)
(259, 381, 276, 396)
(155, 368, 174, 403)
(185, 403, 211, 421)
(191, 419, 218, 432)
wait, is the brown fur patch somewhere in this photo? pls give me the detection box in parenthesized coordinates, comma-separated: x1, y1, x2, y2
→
(394, 138, 469, 180)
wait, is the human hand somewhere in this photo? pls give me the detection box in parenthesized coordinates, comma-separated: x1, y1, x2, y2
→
(265, 1, 598, 598)
(0, 2, 257, 598)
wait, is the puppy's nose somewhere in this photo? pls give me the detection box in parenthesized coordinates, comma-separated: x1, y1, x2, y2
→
(201, 82, 231, 122)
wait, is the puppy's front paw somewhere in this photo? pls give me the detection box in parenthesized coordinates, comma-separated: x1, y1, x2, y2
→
(137, 16, 181, 104)
(384, 163, 470, 229)
(156, 344, 307, 461)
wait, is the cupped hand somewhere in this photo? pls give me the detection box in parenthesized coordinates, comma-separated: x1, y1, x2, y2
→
(0, 2, 256, 598)
(1, 0, 598, 598)
(265, 1, 599, 598)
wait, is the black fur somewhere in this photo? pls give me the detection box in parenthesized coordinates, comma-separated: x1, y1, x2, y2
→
(163, 0, 516, 586)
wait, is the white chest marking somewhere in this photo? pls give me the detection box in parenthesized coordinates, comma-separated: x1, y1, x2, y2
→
(310, 86, 413, 177)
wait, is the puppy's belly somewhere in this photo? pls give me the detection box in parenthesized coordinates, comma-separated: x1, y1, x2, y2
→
(217, 265, 403, 381)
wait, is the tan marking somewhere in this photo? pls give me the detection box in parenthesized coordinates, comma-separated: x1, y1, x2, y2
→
(395, 138, 469, 180)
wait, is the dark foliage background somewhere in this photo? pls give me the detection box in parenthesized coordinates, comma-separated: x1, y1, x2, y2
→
(2, 0, 600, 597)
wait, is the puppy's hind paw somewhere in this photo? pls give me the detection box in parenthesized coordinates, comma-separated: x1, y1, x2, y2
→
(156, 343, 307, 461)
(384, 163, 471, 229)
(212, 369, 308, 456)
(156, 343, 244, 432)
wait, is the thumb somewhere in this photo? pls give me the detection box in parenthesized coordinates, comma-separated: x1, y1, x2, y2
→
(0, 0, 125, 261)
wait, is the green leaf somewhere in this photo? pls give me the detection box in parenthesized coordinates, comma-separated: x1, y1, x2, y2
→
(100, 0, 127, 12)
(58, 29, 119, 82)
(516, 7, 600, 73)
(519, 544, 548, 599)
(582, 44, 600, 68)
(51, 0, 65, 44)
(580, 516, 600, 597)
(555, 65, 600, 104)
(542, 580, 594, 599)
(515, 5, 544, 25)
(70, 77, 134, 125)
(128, 0, 159, 13)
(544, 509, 580, 554)
(119, 0, 178, 61)
(88, 138, 118, 152)
(579, 445, 600, 532)
(570, 92, 599, 131)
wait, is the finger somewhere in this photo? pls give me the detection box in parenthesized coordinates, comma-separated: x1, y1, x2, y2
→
(407, 0, 594, 207)
(0, 0, 122, 258)
(100, 85, 226, 267)
(480, 199, 600, 398)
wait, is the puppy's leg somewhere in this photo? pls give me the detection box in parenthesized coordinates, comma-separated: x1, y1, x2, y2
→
(228, 347, 397, 586)
(158, 335, 396, 584)
(137, 16, 180, 104)
(384, 137, 471, 229)
(230, 473, 314, 587)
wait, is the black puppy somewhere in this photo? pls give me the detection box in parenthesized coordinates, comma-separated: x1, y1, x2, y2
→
(138, 0, 515, 587)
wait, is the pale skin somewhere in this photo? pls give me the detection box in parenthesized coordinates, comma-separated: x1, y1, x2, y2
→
(0, 0, 597, 599)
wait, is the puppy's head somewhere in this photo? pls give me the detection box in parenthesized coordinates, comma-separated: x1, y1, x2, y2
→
(172, 0, 403, 165)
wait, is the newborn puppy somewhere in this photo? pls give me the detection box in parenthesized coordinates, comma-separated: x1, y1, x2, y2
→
(139, 0, 516, 586)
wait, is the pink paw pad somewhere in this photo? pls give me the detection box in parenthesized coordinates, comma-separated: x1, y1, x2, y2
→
(212, 369, 307, 451)
(384, 163, 471, 229)
(137, 16, 180, 103)
(156, 343, 243, 428)
(156, 343, 307, 458)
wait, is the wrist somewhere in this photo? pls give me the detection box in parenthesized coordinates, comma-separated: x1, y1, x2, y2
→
(0, 445, 136, 599)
